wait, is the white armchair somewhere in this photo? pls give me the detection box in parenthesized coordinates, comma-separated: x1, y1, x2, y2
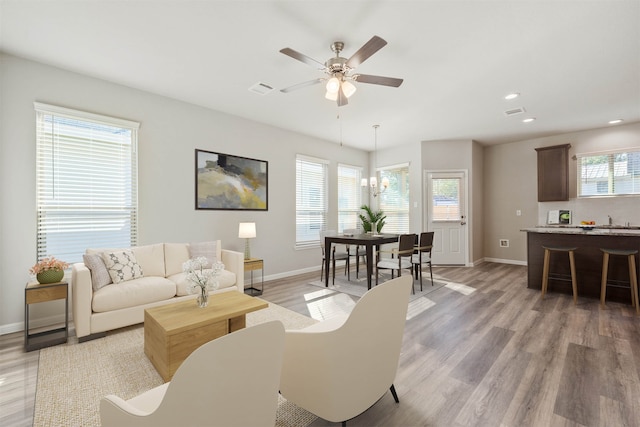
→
(279, 275, 412, 426)
(100, 321, 285, 427)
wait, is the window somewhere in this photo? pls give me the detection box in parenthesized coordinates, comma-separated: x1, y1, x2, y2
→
(378, 164, 410, 233)
(296, 155, 328, 248)
(337, 164, 362, 233)
(578, 149, 640, 196)
(35, 103, 139, 264)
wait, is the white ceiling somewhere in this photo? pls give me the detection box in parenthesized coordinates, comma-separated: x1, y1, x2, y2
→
(1, 1, 639, 151)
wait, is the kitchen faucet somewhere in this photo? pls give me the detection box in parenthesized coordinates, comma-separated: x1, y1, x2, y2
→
(608, 215, 612, 225)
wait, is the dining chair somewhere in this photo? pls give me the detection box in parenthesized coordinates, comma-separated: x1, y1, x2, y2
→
(320, 230, 350, 284)
(412, 231, 434, 291)
(376, 233, 416, 292)
(343, 228, 366, 279)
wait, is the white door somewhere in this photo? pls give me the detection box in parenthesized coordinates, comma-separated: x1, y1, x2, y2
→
(426, 171, 467, 265)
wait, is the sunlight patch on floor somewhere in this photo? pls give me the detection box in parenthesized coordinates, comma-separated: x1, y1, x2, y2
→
(303, 288, 337, 301)
(406, 297, 436, 320)
(306, 292, 355, 321)
(445, 281, 476, 295)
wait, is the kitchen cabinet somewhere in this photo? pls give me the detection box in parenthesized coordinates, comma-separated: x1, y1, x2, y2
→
(535, 144, 570, 202)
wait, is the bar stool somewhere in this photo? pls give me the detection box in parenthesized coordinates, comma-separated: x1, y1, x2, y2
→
(541, 246, 578, 304)
(600, 248, 639, 314)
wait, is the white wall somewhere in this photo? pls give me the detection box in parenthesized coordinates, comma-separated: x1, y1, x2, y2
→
(0, 54, 368, 332)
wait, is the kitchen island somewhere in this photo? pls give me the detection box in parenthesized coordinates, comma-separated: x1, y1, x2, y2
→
(523, 227, 640, 304)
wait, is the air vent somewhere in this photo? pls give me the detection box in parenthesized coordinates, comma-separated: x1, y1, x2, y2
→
(248, 82, 274, 95)
(504, 107, 526, 117)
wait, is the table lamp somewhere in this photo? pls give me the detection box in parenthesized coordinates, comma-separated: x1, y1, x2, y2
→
(238, 222, 256, 260)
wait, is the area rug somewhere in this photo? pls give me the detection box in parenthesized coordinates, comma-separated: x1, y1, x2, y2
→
(309, 270, 448, 300)
(34, 302, 318, 427)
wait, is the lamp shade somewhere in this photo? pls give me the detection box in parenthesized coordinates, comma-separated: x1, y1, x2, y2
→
(238, 222, 256, 239)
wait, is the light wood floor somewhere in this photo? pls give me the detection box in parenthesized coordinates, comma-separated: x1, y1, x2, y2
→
(2, 262, 640, 426)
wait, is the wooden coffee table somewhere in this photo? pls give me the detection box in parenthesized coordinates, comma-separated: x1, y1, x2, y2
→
(144, 291, 268, 382)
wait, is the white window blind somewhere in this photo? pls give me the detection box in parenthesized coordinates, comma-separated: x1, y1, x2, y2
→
(296, 155, 328, 248)
(577, 149, 640, 196)
(35, 103, 139, 264)
(378, 164, 410, 233)
(337, 164, 362, 233)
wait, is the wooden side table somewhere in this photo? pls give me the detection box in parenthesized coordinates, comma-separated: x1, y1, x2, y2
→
(244, 258, 264, 296)
(24, 281, 69, 351)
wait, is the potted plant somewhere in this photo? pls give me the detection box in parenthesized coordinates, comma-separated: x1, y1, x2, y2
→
(359, 205, 386, 234)
(30, 256, 69, 284)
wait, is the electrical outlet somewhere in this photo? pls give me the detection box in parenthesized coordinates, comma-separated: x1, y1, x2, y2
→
(516, 210, 521, 216)
(499, 239, 509, 248)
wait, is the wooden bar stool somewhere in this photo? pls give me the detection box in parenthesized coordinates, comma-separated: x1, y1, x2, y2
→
(600, 248, 639, 314)
(541, 246, 578, 304)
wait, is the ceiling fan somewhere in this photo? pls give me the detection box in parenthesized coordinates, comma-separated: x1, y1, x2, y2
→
(279, 35, 403, 107)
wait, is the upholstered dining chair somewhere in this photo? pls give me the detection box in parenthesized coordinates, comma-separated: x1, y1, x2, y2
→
(343, 228, 367, 279)
(320, 230, 350, 284)
(412, 231, 435, 291)
(279, 275, 413, 427)
(100, 321, 285, 427)
(376, 233, 416, 290)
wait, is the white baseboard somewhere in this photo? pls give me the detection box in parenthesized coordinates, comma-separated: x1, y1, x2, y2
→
(1, 313, 69, 336)
(483, 257, 527, 266)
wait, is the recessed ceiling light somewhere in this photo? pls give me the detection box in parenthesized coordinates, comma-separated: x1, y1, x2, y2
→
(504, 93, 520, 100)
(522, 117, 536, 123)
(608, 119, 623, 124)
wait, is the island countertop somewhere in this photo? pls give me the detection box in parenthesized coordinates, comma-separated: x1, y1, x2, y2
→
(522, 227, 640, 304)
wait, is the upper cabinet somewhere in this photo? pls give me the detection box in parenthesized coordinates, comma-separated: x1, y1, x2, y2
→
(535, 144, 570, 202)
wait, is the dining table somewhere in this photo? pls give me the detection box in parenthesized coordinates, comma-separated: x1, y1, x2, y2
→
(324, 233, 399, 290)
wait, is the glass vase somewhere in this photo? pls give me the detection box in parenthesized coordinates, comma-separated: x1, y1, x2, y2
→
(197, 289, 209, 308)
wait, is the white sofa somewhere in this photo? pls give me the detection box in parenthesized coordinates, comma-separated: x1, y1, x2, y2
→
(71, 241, 244, 342)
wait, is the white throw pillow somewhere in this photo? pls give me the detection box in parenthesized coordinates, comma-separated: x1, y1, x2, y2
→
(83, 253, 113, 291)
(102, 250, 144, 284)
(189, 241, 218, 268)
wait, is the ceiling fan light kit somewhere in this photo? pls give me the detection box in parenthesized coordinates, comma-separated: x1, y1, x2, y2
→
(280, 35, 403, 106)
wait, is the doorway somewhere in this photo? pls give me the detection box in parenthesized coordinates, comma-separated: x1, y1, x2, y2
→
(425, 171, 467, 265)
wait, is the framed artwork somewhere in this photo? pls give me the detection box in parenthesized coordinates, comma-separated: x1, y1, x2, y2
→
(195, 149, 268, 211)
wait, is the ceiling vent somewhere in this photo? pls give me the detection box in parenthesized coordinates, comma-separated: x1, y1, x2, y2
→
(248, 82, 274, 95)
(504, 107, 526, 117)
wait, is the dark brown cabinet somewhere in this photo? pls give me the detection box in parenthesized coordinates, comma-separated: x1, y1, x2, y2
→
(535, 144, 570, 201)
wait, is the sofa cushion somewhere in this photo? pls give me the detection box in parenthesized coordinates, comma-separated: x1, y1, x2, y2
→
(132, 243, 166, 277)
(189, 241, 218, 268)
(164, 243, 190, 277)
(102, 250, 144, 284)
(83, 253, 112, 291)
(92, 276, 177, 313)
(169, 269, 237, 296)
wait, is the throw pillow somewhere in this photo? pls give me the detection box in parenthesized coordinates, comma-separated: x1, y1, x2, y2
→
(83, 253, 113, 291)
(101, 250, 144, 284)
(189, 241, 218, 268)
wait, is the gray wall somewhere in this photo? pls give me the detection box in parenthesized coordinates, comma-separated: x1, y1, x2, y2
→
(483, 121, 640, 263)
(0, 54, 368, 332)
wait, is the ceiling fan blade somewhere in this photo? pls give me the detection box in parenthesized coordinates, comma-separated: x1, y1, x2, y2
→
(345, 36, 387, 69)
(280, 78, 324, 93)
(280, 48, 326, 70)
(337, 86, 348, 107)
(355, 74, 404, 87)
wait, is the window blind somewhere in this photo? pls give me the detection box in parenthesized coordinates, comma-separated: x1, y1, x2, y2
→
(378, 164, 410, 233)
(577, 149, 640, 196)
(337, 164, 362, 233)
(295, 155, 328, 248)
(35, 103, 139, 264)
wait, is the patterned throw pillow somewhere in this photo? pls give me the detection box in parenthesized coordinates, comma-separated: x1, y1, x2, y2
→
(189, 241, 218, 268)
(83, 253, 113, 291)
(101, 250, 144, 284)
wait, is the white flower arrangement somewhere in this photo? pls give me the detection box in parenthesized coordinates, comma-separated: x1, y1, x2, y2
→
(182, 256, 224, 296)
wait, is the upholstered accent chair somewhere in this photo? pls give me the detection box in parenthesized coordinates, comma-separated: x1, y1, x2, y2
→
(100, 321, 285, 427)
(279, 275, 413, 426)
